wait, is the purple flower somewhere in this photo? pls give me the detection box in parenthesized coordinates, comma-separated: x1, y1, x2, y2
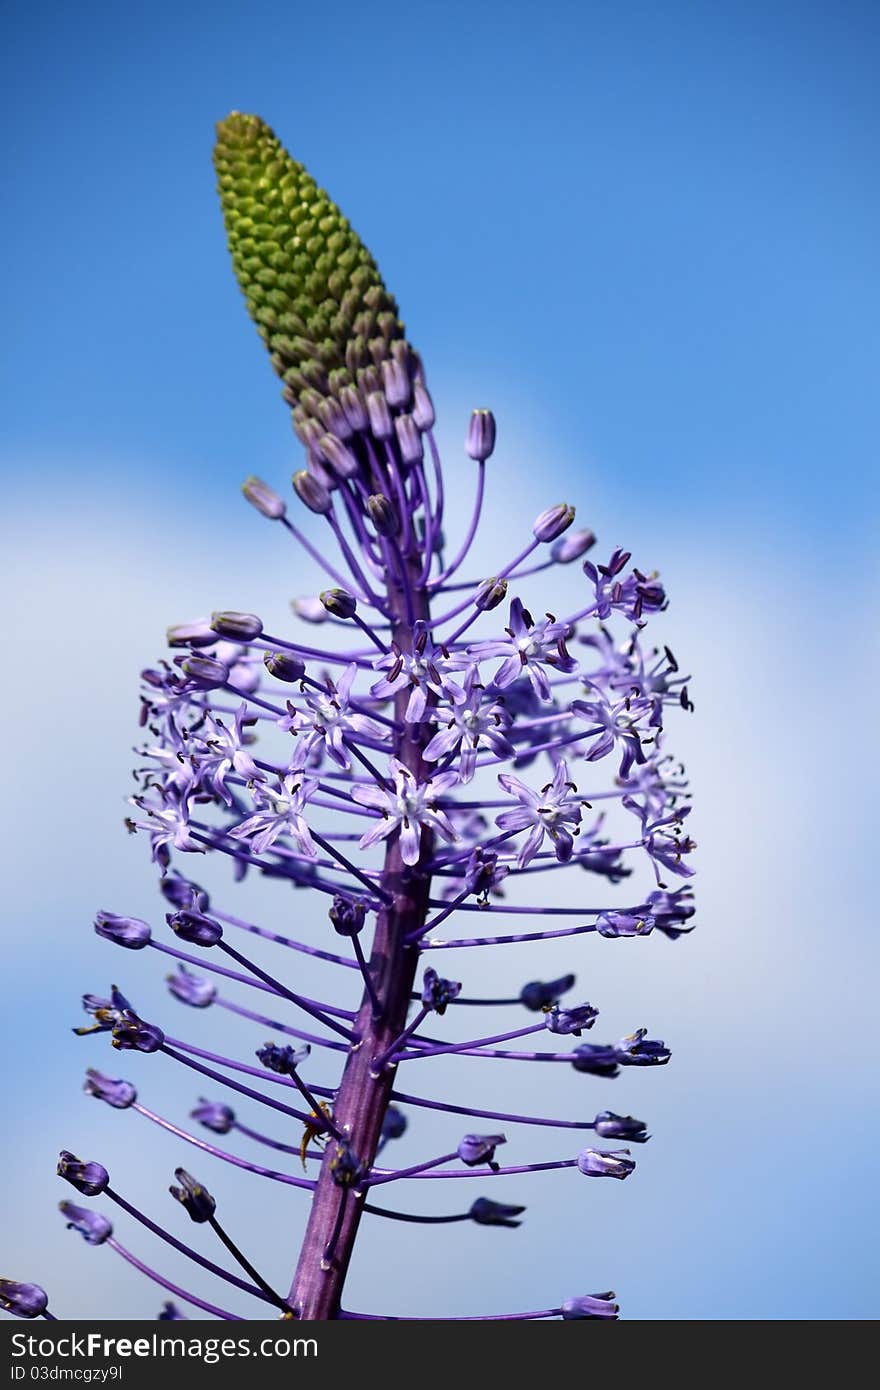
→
(0, 1281, 49, 1319)
(352, 758, 458, 866)
(229, 772, 319, 858)
(576, 1148, 635, 1180)
(191, 704, 260, 805)
(571, 688, 651, 777)
(57, 1152, 110, 1196)
(496, 760, 584, 868)
(423, 667, 513, 783)
(370, 622, 465, 723)
(60, 1202, 113, 1245)
(42, 118, 696, 1325)
(283, 665, 384, 771)
(470, 597, 576, 700)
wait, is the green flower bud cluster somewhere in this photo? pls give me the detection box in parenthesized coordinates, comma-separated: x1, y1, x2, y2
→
(213, 113, 415, 427)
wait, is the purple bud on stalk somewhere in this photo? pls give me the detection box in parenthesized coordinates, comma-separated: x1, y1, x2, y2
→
(321, 588, 357, 619)
(83, 1069, 137, 1109)
(533, 503, 576, 542)
(421, 967, 462, 1016)
(167, 909, 224, 948)
(169, 1169, 216, 1223)
(94, 911, 152, 950)
(0, 1281, 49, 1319)
(264, 650, 306, 682)
(561, 1293, 619, 1320)
(394, 414, 424, 464)
(57, 1152, 110, 1196)
(520, 975, 576, 1011)
(469, 1198, 525, 1228)
(576, 1148, 635, 1180)
(293, 469, 333, 514)
(59, 1202, 113, 1245)
(158, 1302, 187, 1320)
(291, 595, 328, 624)
(319, 434, 360, 480)
(180, 655, 229, 689)
(551, 528, 596, 563)
(545, 1002, 599, 1036)
(366, 494, 400, 537)
(412, 382, 435, 430)
(166, 965, 216, 1008)
(191, 1100, 236, 1135)
(466, 408, 496, 461)
(593, 1112, 650, 1143)
(381, 358, 411, 409)
(210, 611, 264, 641)
(329, 895, 366, 936)
(339, 385, 368, 433)
(366, 391, 393, 440)
(380, 1107, 407, 1142)
(242, 476, 286, 520)
(474, 577, 508, 612)
(166, 620, 216, 649)
(256, 1043, 311, 1076)
(457, 1134, 506, 1170)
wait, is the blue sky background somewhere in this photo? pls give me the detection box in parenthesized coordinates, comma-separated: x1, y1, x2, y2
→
(2, 0, 878, 1321)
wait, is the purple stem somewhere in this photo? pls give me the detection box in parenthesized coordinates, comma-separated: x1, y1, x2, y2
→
(214, 996, 348, 1054)
(132, 1102, 316, 1190)
(280, 515, 369, 600)
(159, 1044, 314, 1125)
(430, 461, 485, 588)
(394, 1022, 545, 1063)
(217, 940, 356, 1039)
(106, 1238, 242, 1320)
(104, 1186, 275, 1306)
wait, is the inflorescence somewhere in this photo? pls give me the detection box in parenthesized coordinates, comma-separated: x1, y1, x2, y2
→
(3, 113, 695, 1324)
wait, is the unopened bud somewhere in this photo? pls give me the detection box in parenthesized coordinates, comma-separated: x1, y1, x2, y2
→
(167, 620, 215, 649)
(394, 413, 424, 464)
(339, 385, 368, 432)
(552, 528, 596, 563)
(180, 656, 229, 689)
(210, 611, 263, 641)
(293, 470, 332, 514)
(533, 503, 575, 542)
(366, 494, 400, 537)
(466, 409, 496, 461)
(366, 391, 393, 440)
(291, 596, 328, 625)
(319, 434, 360, 480)
(263, 651, 306, 683)
(474, 577, 508, 612)
(320, 588, 357, 619)
(381, 358, 411, 409)
(412, 382, 435, 430)
(242, 476, 286, 520)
